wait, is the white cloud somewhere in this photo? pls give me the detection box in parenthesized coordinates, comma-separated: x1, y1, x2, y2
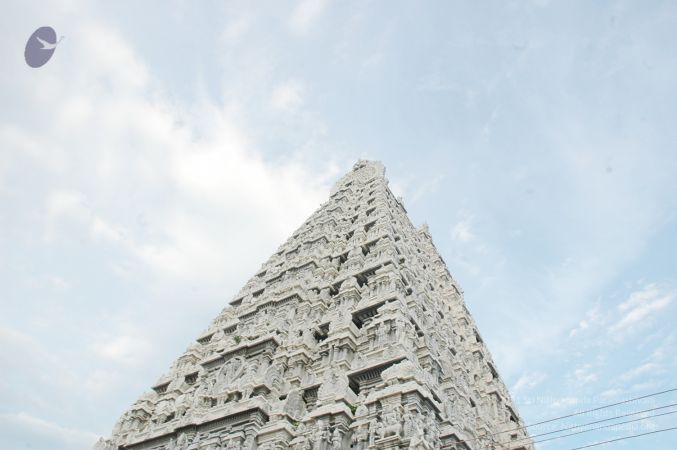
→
(629, 380, 662, 392)
(649, 332, 676, 361)
(551, 397, 579, 409)
(619, 283, 663, 311)
(289, 0, 329, 34)
(391, 173, 445, 206)
(0, 326, 51, 371)
(573, 365, 598, 384)
(91, 328, 152, 366)
(82, 369, 123, 398)
(47, 275, 71, 290)
(569, 304, 602, 337)
(620, 362, 661, 381)
(451, 220, 475, 242)
(609, 284, 674, 333)
(78, 21, 149, 90)
(46, 190, 87, 220)
(0, 326, 83, 403)
(270, 80, 305, 112)
(600, 388, 623, 398)
(450, 211, 478, 243)
(220, 15, 252, 44)
(44, 189, 128, 245)
(8, 20, 332, 289)
(90, 216, 126, 243)
(511, 371, 547, 395)
(0, 412, 98, 450)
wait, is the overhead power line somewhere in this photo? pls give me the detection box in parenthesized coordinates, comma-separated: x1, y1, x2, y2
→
(478, 405, 677, 450)
(532, 409, 677, 445)
(455, 387, 677, 447)
(564, 425, 677, 450)
(501, 401, 677, 447)
(523, 387, 677, 428)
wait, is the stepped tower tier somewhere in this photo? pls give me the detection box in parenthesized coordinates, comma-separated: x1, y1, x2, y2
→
(96, 160, 533, 450)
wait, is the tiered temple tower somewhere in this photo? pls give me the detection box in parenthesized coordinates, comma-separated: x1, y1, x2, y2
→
(95, 161, 533, 450)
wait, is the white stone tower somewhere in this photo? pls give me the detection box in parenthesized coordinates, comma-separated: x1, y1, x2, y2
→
(95, 161, 533, 450)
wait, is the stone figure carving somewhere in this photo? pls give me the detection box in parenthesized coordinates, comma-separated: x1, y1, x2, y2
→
(381, 359, 416, 384)
(243, 434, 255, 449)
(176, 432, 189, 449)
(283, 389, 306, 419)
(154, 398, 174, 424)
(224, 435, 243, 449)
(93, 438, 116, 450)
(294, 434, 312, 450)
(403, 410, 415, 437)
(443, 399, 455, 421)
(186, 433, 201, 450)
(314, 420, 330, 449)
(318, 365, 348, 400)
(368, 418, 383, 446)
(380, 404, 402, 438)
(214, 356, 245, 393)
(408, 426, 431, 450)
(196, 379, 214, 407)
(331, 428, 342, 450)
(174, 392, 190, 418)
(264, 361, 283, 390)
(341, 275, 360, 292)
(376, 322, 389, 346)
(354, 402, 368, 419)
(424, 410, 438, 443)
(352, 424, 369, 449)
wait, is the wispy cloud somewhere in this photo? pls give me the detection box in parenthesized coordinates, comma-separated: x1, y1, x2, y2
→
(620, 362, 661, 381)
(569, 304, 603, 337)
(551, 397, 579, 409)
(91, 326, 153, 366)
(451, 218, 475, 243)
(0, 412, 97, 450)
(573, 365, 599, 385)
(270, 80, 305, 112)
(609, 284, 674, 334)
(288, 0, 329, 34)
(512, 371, 547, 395)
(220, 14, 252, 45)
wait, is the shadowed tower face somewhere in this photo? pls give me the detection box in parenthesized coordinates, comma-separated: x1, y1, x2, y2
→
(95, 161, 533, 450)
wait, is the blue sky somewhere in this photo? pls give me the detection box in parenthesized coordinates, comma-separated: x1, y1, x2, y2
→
(1, 1, 676, 449)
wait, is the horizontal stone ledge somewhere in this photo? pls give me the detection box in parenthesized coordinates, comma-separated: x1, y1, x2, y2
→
(200, 335, 280, 370)
(364, 380, 442, 414)
(123, 400, 270, 449)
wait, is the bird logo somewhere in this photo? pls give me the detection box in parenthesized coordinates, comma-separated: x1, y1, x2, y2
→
(24, 26, 64, 68)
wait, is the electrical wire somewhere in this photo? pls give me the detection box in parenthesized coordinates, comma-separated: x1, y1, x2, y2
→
(454, 387, 677, 447)
(564, 425, 677, 450)
(506, 401, 677, 446)
(523, 387, 677, 428)
(532, 409, 677, 445)
(476, 406, 677, 450)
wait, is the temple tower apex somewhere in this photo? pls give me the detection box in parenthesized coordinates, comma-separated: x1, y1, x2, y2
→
(95, 160, 533, 450)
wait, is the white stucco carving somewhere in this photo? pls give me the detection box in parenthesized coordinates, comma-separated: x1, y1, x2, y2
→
(97, 160, 533, 450)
